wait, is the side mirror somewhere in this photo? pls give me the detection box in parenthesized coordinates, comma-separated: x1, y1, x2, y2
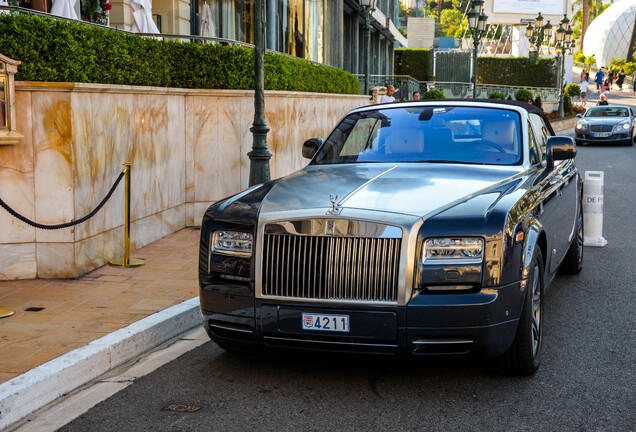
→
(546, 136, 576, 170)
(576, 114, 583, 118)
(302, 138, 323, 159)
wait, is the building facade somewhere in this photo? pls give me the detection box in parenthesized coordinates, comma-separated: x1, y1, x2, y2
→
(105, 0, 405, 76)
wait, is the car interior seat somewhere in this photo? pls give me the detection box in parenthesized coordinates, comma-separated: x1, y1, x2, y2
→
(481, 119, 518, 154)
(387, 129, 425, 154)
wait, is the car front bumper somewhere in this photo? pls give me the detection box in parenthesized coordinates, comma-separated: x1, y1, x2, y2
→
(199, 280, 526, 360)
(575, 131, 631, 144)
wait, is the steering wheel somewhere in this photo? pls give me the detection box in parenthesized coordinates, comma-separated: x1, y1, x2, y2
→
(461, 140, 507, 153)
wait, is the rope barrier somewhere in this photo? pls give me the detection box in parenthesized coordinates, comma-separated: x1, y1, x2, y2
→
(0, 170, 125, 230)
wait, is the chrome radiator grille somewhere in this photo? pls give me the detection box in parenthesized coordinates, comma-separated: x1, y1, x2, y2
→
(262, 234, 401, 303)
(590, 124, 613, 133)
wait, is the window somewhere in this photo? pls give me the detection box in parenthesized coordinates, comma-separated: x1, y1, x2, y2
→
(314, 106, 523, 166)
(527, 121, 540, 166)
(529, 113, 550, 157)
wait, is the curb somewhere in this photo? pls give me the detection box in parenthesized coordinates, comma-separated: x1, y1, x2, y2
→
(0, 297, 201, 431)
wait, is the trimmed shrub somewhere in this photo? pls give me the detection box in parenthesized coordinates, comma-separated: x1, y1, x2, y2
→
(421, 89, 446, 99)
(623, 62, 636, 75)
(573, 51, 586, 63)
(564, 83, 581, 99)
(515, 88, 534, 102)
(0, 13, 359, 94)
(477, 57, 558, 87)
(507, 95, 512, 100)
(534, 94, 542, 108)
(394, 48, 432, 81)
(488, 91, 506, 100)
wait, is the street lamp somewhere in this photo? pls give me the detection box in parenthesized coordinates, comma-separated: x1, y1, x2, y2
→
(468, 1, 488, 99)
(555, 14, 571, 117)
(525, 12, 549, 63)
(248, 0, 271, 186)
(360, 0, 377, 96)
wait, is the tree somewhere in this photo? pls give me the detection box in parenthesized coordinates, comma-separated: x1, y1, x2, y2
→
(441, 9, 463, 37)
(572, 0, 612, 48)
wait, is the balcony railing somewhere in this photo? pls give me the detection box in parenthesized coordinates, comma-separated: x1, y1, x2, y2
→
(356, 74, 560, 103)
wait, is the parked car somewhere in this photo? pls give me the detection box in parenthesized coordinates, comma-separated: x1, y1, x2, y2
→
(198, 100, 583, 375)
(575, 105, 636, 146)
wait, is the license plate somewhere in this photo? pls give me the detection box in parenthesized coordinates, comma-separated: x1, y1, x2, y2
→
(593, 132, 610, 137)
(302, 313, 350, 332)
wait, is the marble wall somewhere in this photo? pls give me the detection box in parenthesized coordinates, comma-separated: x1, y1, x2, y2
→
(0, 83, 369, 280)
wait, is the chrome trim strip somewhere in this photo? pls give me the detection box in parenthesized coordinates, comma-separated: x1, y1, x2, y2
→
(209, 324, 253, 334)
(412, 339, 474, 345)
(264, 335, 398, 348)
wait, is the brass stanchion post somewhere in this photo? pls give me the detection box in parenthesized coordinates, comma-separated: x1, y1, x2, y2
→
(110, 162, 145, 267)
(0, 308, 15, 319)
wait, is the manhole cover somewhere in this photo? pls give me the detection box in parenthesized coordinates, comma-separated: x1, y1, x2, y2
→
(162, 404, 202, 413)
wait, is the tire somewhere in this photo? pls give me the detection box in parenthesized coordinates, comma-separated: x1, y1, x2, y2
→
(499, 249, 544, 375)
(560, 201, 584, 275)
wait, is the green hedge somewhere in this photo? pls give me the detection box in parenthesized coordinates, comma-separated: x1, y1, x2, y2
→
(0, 13, 359, 94)
(394, 48, 431, 81)
(477, 57, 558, 88)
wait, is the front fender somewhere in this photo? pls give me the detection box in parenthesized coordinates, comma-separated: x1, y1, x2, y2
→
(522, 218, 544, 280)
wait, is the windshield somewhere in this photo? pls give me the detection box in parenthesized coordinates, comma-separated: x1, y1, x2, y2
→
(584, 107, 630, 117)
(313, 106, 523, 166)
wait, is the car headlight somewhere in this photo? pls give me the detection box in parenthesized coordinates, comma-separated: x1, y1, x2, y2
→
(211, 231, 253, 257)
(614, 122, 630, 132)
(622, 123, 630, 130)
(422, 238, 484, 264)
(575, 122, 587, 130)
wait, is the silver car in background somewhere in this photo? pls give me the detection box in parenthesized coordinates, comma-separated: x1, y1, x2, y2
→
(575, 105, 636, 146)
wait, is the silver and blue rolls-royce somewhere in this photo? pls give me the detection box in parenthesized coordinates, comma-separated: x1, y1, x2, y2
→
(198, 100, 583, 375)
(575, 105, 636, 146)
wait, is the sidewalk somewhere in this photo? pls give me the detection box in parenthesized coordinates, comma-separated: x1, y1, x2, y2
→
(0, 228, 200, 384)
(0, 228, 202, 429)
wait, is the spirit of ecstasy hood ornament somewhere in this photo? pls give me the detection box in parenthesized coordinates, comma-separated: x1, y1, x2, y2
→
(327, 194, 342, 215)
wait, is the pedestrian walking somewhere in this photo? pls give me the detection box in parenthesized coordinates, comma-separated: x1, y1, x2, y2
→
(617, 69, 626, 90)
(608, 68, 615, 88)
(595, 68, 605, 92)
(581, 68, 588, 82)
(600, 79, 610, 100)
(579, 79, 589, 106)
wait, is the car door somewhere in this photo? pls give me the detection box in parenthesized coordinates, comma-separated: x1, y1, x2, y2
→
(529, 113, 578, 273)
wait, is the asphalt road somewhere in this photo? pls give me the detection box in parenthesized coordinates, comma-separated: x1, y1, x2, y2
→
(60, 101, 636, 432)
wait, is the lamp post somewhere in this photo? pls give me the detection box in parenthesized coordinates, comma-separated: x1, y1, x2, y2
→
(525, 12, 551, 63)
(555, 14, 572, 117)
(248, 0, 271, 186)
(468, 1, 487, 99)
(360, 0, 377, 96)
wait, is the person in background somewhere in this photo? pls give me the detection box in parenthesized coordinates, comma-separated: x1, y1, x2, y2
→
(595, 67, 605, 92)
(617, 68, 626, 91)
(597, 94, 609, 106)
(580, 68, 588, 82)
(527, 99, 533, 105)
(632, 70, 636, 93)
(381, 85, 395, 103)
(601, 79, 611, 100)
(413, 92, 420, 100)
(608, 68, 615, 88)
(579, 78, 589, 106)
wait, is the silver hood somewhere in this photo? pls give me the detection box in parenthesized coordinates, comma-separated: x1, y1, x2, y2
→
(260, 163, 524, 218)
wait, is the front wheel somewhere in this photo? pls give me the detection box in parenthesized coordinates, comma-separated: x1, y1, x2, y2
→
(499, 249, 544, 375)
